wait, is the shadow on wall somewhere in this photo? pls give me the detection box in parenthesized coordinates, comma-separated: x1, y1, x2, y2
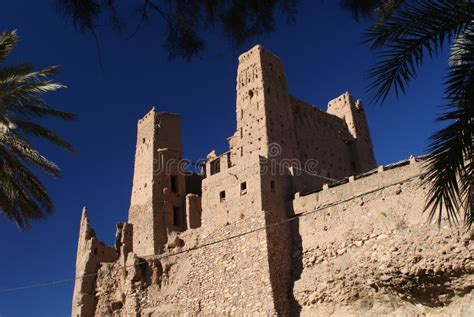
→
(288, 206, 303, 316)
(264, 197, 303, 316)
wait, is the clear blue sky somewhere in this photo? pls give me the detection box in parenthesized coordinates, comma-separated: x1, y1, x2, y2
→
(0, 1, 447, 316)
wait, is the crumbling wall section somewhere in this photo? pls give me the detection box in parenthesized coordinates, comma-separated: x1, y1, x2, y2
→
(71, 209, 118, 317)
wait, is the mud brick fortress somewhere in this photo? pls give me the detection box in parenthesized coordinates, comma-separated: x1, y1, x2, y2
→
(72, 46, 473, 316)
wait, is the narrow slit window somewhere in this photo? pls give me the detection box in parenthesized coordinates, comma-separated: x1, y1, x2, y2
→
(240, 182, 247, 195)
(219, 190, 226, 202)
(173, 207, 181, 228)
(227, 152, 232, 168)
(170, 175, 178, 193)
(270, 181, 275, 193)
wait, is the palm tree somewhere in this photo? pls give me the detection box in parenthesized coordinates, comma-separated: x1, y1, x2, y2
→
(0, 30, 76, 229)
(341, 0, 473, 226)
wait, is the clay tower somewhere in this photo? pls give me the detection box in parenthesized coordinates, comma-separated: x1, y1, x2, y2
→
(228, 45, 298, 165)
(128, 108, 186, 256)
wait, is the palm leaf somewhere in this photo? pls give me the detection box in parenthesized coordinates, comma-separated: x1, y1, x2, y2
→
(0, 30, 17, 64)
(13, 120, 75, 153)
(0, 29, 76, 229)
(424, 24, 474, 227)
(0, 133, 61, 177)
(364, 0, 473, 103)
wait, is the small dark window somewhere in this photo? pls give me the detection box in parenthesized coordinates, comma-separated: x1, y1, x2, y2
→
(173, 207, 181, 228)
(248, 90, 254, 98)
(170, 175, 178, 193)
(220, 191, 226, 202)
(240, 182, 247, 195)
(210, 158, 221, 175)
(227, 152, 232, 168)
(142, 138, 146, 144)
(270, 181, 275, 193)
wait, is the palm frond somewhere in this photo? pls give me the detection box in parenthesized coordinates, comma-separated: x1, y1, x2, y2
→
(0, 145, 55, 229)
(0, 30, 17, 64)
(423, 24, 474, 227)
(13, 120, 75, 153)
(0, 133, 61, 177)
(0, 167, 49, 229)
(0, 146, 53, 210)
(0, 29, 76, 229)
(0, 63, 34, 82)
(365, 0, 473, 103)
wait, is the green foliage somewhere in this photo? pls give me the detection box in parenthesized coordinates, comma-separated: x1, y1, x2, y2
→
(344, 0, 473, 226)
(0, 30, 76, 229)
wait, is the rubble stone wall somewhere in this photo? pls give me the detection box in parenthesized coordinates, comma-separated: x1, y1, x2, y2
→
(291, 159, 473, 315)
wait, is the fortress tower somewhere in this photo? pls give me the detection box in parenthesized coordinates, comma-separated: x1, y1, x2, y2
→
(228, 45, 298, 165)
(327, 93, 376, 174)
(72, 45, 391, 317)
(128, 109, 186, 256)
(225, 45, 376, 183)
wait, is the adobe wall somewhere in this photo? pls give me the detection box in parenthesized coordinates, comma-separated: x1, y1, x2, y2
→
(93, 217, 278, 316)
(289, 96, 354, 181)
(89, 156, 296, 316)
(201, 155, 265, 230)
(73, 157, 473, 317)
(291, 158, 473, 315)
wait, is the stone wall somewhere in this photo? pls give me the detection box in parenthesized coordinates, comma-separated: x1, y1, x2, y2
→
(291, 158, 473, 315)
(289, 96, 354, 180)
(92, 205, 283, 315)
(73, 158, 473, 316)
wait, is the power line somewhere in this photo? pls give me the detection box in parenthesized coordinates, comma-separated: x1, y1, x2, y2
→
(0, 172, 424, 294)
